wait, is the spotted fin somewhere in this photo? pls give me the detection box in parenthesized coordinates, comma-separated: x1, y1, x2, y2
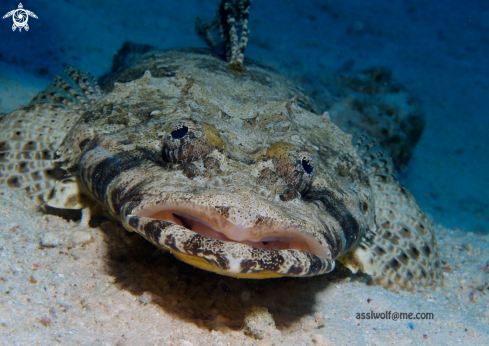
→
(0, 68, 102, 204)
(345, 135, 442, 292)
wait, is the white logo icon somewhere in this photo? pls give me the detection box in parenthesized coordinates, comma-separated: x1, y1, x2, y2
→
(3, 3, 38, 32)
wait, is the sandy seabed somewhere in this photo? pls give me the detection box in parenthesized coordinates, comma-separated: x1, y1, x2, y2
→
(0, 185, 488, 346)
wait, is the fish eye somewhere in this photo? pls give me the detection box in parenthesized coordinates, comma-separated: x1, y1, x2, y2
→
(301, 158, 313, 175)
(171, 125, 189, 139)
(165, 120, 197, 148)
(265, 143, 316, 194)
(163, 119, 223, 164)
(296, 151, 315, 191)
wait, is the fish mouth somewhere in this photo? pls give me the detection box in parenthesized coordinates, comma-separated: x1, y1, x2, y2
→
(122, 201, 335, 278)
(135, 202, 328, 257)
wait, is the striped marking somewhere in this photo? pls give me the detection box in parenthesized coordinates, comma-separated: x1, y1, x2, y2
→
(304, 189, 362, 257)
(78, 145, 165, 216)
(80, 149, 146, 200)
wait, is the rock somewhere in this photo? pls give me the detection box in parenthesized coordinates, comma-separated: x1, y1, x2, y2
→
(243, 307, 277, 340)
(70, 230, 93, 246)
(470, 271, 487, 289)
(41, 232, 63, 247)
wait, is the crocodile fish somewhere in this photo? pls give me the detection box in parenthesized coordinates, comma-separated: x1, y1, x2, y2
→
(0, 1, 441, 292)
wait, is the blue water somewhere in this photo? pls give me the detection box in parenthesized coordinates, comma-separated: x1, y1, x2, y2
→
(0, 0, 488, 233)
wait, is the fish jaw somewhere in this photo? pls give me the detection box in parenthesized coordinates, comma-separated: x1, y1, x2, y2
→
(120, 200, 336, 278)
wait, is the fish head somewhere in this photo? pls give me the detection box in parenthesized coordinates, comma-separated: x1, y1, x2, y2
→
(70, 49, 376, 278)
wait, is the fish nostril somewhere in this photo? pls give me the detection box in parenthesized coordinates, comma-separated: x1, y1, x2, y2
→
(171, 125, 189, 139)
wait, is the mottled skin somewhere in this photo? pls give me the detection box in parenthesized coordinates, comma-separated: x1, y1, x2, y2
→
(56, 48, 375, 278)
(0, 48, 441, 291)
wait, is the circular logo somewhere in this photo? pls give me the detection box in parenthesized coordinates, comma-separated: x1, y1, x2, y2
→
(13, 9, 28, 27)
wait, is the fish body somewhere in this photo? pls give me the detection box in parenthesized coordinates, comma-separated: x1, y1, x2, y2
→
(0, 48, 441, 291)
